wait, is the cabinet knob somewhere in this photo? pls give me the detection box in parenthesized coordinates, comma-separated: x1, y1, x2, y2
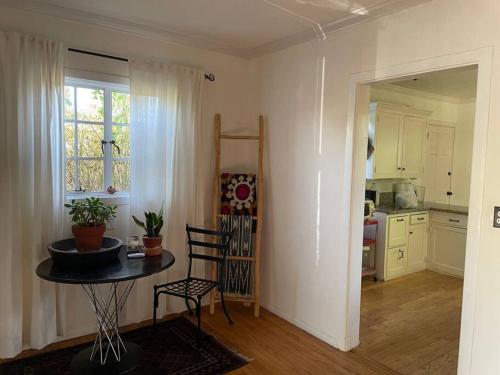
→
(402, 168, 406, 171)
(410, 231, 413, 234)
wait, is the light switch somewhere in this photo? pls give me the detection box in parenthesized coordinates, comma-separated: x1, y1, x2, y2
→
(493, 207, 500, 228)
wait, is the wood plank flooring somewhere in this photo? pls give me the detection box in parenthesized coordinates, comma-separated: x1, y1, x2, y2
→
(199, 303, 398, 374)
(354, 270, 463, 375)
(2, 271, 462, 374)
(2, 302, 398, 374)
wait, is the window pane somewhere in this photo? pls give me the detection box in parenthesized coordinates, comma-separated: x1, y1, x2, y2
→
(112, 125, 130, 157)
(79, 159, 104, 192)
(64, 122, 75, 157)
(65, 159, 76, 191)
(64, 86, 74, 120)
(112, 160, 130, 191)
(78, 124, 104, 157)
(112, 92, 130, 123)
(77, 87, 104, 122)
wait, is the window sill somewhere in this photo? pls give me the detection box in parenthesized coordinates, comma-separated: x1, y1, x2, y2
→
(65, 192, 129, 205)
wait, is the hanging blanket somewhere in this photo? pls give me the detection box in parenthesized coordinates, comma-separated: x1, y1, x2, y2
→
(220, 173, 257, 216)
(219, 215, 253, 297)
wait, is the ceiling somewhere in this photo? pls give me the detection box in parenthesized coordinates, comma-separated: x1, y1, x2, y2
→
(1, 0, 430, 57)
(382, 66, 479, 100)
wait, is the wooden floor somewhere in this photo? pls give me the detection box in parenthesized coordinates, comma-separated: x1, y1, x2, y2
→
(354, 270, 463, 375)
(2, 302, 398, 374)
(200, 303, 398, 374)
(2, 272, 462, 374)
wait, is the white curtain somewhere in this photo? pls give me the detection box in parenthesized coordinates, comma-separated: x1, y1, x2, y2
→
(0, 32, 65, 358)
(127, 60, 204, 322)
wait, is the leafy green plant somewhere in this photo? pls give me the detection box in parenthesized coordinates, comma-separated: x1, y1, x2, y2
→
(132, 205, 164, 238)
(65, 197, 117, 226)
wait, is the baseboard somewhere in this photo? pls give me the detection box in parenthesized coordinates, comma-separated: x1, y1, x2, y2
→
(427, 263, 464, 278)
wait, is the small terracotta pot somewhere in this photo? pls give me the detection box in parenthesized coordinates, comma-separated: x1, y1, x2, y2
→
(143, 235, 163, 257)
(72, 224, 106, 252)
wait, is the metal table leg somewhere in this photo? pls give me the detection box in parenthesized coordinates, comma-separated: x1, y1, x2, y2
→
(70, 280, 143, 374)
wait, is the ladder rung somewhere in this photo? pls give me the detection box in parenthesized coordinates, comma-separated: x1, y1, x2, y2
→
(217, 214, 258, 220)
(220, 134, 259, 140)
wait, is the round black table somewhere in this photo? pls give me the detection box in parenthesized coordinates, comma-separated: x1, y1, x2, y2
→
(36, 247, 175, 375)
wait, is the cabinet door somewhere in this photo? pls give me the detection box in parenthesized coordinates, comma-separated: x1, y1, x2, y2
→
(428, 224, 466, 277)
(386, 246, 408, 279)
(408, 225, 428, 271)
(388, 216, 408, 248)
(401, 115, 427, 178)
(374, 112, 403, 178)
(423, 125, 455, 204)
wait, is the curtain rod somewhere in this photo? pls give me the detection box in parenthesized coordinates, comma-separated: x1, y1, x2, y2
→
(67, 48, 216, 82)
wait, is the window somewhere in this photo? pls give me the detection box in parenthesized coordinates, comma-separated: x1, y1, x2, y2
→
(64, 79, 130, 195)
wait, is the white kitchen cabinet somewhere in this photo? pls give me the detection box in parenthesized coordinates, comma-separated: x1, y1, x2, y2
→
(423, 124, 455, 203)
(408, 224, 428, 272)
(428, 212, 467, 277)
(407, 213, 429, 272)
(386, 246, 408, 279)
(401, 116, 427, 178)
(374, 211, 428, 281)
(366, 103, 430, 179)
(388, 216, 408, 248)
(369, 111, 403, 178)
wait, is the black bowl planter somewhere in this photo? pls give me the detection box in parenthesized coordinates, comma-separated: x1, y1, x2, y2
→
(48, 237, 123, 268)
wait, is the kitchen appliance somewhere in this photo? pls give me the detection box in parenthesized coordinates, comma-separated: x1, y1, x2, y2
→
(364, 200, 375, 218)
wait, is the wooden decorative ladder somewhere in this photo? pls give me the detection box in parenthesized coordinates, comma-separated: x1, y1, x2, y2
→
(210, 113, 264, 318)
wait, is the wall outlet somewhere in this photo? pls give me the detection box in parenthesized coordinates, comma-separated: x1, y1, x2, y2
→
(493, 207, 500, 228)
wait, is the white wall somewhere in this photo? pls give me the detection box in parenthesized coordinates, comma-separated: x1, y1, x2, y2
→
(250, 0, 500, 373)
(0, 5, 258, 345)
(369, 85, 475, 206)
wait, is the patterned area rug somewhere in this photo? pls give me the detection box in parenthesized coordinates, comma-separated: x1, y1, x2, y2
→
(0, 317, 248, 375)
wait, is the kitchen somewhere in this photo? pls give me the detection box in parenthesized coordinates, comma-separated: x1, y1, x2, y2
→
(355, 66, 477, 374)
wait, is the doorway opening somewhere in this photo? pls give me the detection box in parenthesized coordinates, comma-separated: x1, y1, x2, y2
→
(347, 60, 486, 374)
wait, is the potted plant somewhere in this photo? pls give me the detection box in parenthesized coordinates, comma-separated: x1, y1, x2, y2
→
(65, 197, 117, 252)
(132, 205, 164, 257)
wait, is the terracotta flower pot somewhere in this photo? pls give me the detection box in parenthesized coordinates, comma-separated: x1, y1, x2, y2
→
(143, 235, 163, 257)
(72, 224, 106, 252)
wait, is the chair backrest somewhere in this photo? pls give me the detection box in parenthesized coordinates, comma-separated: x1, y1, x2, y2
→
(185, 224, 234, 280)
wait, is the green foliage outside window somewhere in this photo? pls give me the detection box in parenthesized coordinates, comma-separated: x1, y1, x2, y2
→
(64, 83, 130, 193)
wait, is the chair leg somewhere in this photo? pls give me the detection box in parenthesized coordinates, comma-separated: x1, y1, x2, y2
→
(153, 289, 159, 327)
(196, 298, 201, 344)
(185, 296, 194, 315)
(220, 288, 234, 325)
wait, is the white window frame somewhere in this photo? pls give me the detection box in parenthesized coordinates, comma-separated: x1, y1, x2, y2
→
(64, 77, 130, 199)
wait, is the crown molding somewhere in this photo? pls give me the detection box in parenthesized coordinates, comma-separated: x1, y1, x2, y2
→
(0, 0, 432, 59)
(249, 0, 432, 58)
(375, 83, 476, 105)
(0, 0, 252, 58)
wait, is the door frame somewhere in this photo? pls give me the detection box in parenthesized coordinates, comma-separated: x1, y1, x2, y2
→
(344, 47, 493, 375)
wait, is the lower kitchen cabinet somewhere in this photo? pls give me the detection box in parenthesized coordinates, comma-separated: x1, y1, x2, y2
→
(374, 210, 467, 281)
(408, 224, 428, 272)
(374, 211, 429, 280)
(428, 222, 466, 277)
(386, 246, 408, 279)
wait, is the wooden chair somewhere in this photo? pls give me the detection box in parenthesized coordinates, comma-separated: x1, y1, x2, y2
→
(153, 225, 234, 341)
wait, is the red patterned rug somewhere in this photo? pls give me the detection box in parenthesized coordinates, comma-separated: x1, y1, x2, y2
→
(0, 316, 248, 374)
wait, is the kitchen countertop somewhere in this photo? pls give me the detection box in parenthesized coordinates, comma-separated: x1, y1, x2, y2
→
(375, 202, 468, 215)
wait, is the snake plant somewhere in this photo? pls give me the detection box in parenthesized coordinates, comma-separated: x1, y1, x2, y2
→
(132, 205, 164, 238)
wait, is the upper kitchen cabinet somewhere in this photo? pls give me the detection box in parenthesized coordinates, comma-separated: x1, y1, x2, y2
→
(366, 103, 430, 179)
